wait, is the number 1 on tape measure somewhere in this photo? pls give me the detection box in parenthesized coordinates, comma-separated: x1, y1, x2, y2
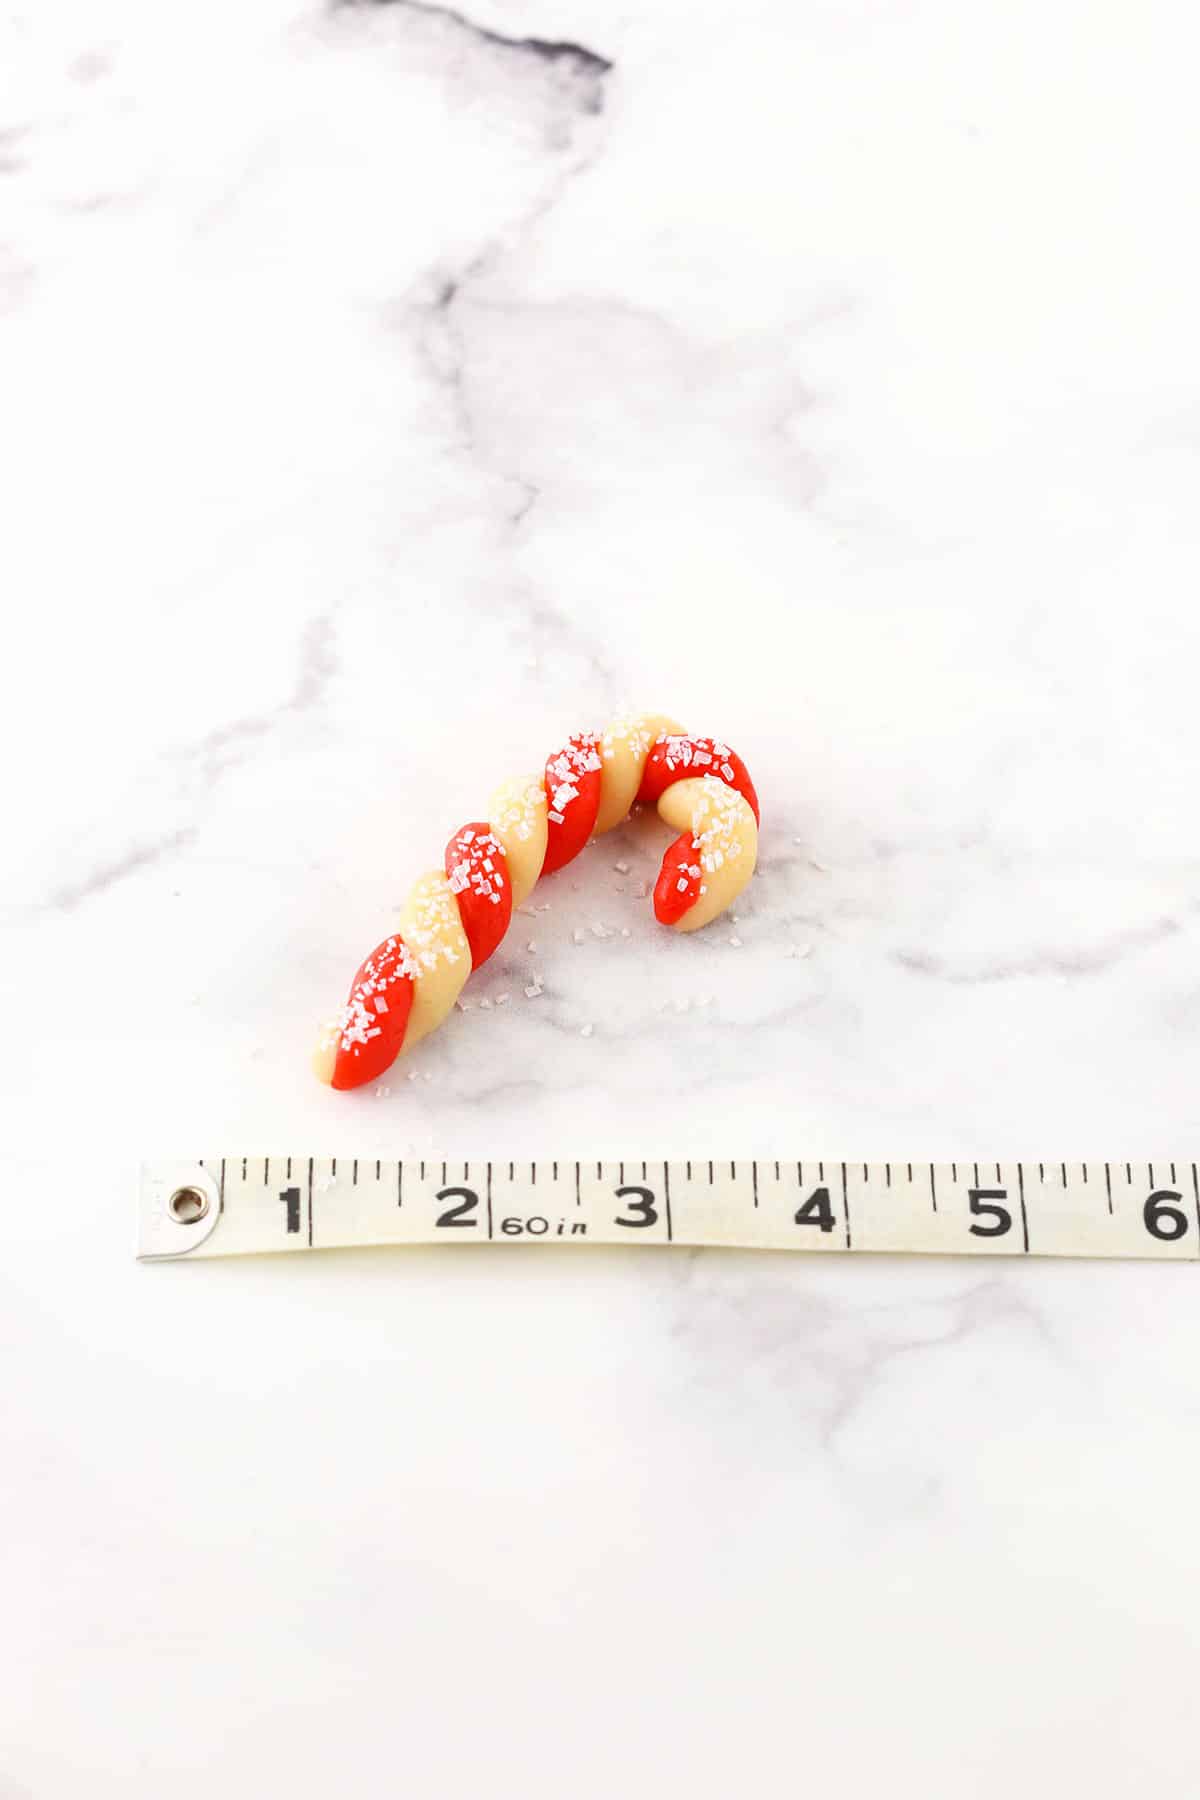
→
(137, 1159, 1200, 1262)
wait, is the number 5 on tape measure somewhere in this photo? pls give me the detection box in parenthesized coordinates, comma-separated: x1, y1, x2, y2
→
(137, 1159, 1200, 1262)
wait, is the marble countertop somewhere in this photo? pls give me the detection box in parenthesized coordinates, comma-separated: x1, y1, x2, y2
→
(5, 0, 1200, 1792)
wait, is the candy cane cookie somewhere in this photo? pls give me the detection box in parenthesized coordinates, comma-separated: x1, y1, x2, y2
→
(313, 712, 760, 1090)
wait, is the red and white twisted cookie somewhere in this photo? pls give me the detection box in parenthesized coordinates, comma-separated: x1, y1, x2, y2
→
(314, 711, 760, 1090)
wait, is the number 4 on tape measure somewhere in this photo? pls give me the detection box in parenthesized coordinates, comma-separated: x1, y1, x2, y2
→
(136, 1160, 1200, 1263)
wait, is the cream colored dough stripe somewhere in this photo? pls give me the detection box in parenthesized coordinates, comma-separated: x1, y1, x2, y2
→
(139, 1160, 1200, 1262)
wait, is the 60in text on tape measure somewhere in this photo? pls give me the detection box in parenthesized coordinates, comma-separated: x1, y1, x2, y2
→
(138, 1159, 1200, 1262)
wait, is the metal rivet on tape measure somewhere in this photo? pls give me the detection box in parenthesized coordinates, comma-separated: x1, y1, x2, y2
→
(137, 1159, 1200, 1262)
(168, 1186, 209, 1223)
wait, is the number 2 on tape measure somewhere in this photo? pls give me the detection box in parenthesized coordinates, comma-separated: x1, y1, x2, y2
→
(435, 1187, 479, 1229)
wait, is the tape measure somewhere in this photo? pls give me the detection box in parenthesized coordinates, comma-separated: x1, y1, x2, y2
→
(138, 1159, 1200, 1261)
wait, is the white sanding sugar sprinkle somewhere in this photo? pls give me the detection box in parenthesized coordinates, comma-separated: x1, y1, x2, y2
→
(524, 979, 543, 999)
(526, 940, 537, 953)
(572, 928, 585, 944)
(729, 935, 743, 947)
(600, 713, 657, 764)
(401, 877, 468, 976)
(492, 777, 545, 845)
(447, 828, 507, 908)
(613, 860, 630, 874)
(620, 927, 631, 938)
(688, 777, 749, 876)
(580, 1023, 593, 1037)
(495, 993, 510, 1005)
(323, 934, 421, 1055)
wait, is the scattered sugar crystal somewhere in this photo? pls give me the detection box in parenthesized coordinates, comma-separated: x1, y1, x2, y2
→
(580, 1023, 594, 1038)
(496, 993, 510, 1005)
(729, 935, 743, 947)
(479, 996, 492, 1009)
(573, 928, 585, 944)
(526, 940, 537, 953)
(524, 981, 543, 999)
(614, 860, 630, 874)
(620, 927, 631, 938)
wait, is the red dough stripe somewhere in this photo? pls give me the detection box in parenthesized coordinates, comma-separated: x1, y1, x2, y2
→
(637, 735, 760, 825)
(541, 731, 603, 875)
(445, 823, 512, 970)
(653, 833, 704, 925)
(330, 934, 417, 1090)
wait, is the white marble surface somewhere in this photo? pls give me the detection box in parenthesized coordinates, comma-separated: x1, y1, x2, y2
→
(4, 0, 1200, 1791)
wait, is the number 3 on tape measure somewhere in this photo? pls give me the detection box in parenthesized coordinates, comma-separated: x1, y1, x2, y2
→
(615, 1186, 658, 1228)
